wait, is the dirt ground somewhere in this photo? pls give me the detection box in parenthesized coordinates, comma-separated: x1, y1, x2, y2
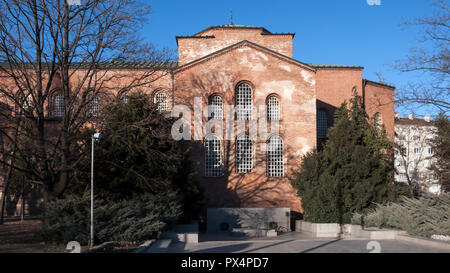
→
(0, 219, 138, 253)
(0, 220, 70, 253)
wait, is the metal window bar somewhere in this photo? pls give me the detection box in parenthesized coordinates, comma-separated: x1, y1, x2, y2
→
(236, 83, 252, 120)
(317, 110, 328, 139)
(156, 92, 167, 112)
(267, 136, 284, 177)
(205, 135, 222, 177)
(209, 96, 223, 120)
(267, 96, 280, 121)
(236, 134, 253, 173)
(54, 94, 64, 118)
(89, 96, 99, 117)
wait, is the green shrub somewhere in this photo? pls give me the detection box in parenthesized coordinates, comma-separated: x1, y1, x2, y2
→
(352, 194, 450, 238)
(40, 192, 182, 245)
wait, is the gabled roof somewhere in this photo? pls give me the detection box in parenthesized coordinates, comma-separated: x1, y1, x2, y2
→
(0, 61, 178, 70)
(174, 40, 315, 73)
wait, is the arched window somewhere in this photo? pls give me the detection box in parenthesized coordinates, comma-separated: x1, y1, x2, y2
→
(22, 94, 32, 112)
(205, 134, 222, 177)
(209, 95, 223, 120)
(267, 135, 283, 177)
(53, 94, 64, 118)
(155, 92, 167, 112)
(317, 110, 328, 139)
(236, 83, 252, 120)
(236, 134, 253, 173)
(267, 96, 280, 121)
(89, 95, 99, 117)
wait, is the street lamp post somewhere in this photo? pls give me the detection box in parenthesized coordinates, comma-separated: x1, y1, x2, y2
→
(90, 132, 102, 248)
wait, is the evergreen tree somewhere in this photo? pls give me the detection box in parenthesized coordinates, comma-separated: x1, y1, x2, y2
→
(430, 113, 450, 193)
(291, 91, 400, 224)
(73, 91, 202, 220)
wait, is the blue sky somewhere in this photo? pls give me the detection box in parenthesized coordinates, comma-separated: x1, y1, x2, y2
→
(142, 0, 440, 117)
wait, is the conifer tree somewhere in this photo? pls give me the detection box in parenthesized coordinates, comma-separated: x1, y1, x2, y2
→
(291, 91, 400, 224)
(430, 113, 450, 193)
(73, 91, 202, 220)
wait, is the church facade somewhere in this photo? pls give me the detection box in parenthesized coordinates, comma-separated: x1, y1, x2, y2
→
(158, 24, 395, 216)
(0, 24, 395, 222)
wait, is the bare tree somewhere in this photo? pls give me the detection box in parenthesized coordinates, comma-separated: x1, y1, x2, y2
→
(394, 123, 438, 196)
(0, 0, 173, 216)
(395, 0, 449, 113)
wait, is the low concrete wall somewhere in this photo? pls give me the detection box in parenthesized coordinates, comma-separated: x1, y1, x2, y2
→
(296, 220, 409, 240)
(162, 223, 199, 243)
(296, 220, 340, 238)
(207, 208, 291, 233)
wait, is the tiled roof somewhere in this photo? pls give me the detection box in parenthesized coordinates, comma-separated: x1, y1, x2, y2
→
(309, 64, 364, 69)
(0, 62, 178, 70)
(396, 118, 435, 126)
(195, 24, 272, 35)
(364, 79, 396, 89)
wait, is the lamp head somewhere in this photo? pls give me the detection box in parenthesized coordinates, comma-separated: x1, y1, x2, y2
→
(93, 132, 102, 140)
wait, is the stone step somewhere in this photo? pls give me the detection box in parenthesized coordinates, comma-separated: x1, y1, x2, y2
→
(146, 239, 172, 253)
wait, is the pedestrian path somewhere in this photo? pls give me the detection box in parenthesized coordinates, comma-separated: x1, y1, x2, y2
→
(144, 233, 450, 253)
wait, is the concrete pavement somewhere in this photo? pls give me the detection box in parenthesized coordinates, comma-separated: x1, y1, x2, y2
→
(144, 232, 450, 253)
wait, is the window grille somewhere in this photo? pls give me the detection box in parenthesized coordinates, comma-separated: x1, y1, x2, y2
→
(209, 96, 223, 120)
(317, 110, 328, 139)
(89, 96, 99, 117)
(236, 83, 252, 120)
(267, 135, 284, 177)
(156, 92, 167, 112)
(267, 96, 280, 121)
(205, 135, 222, 177)
(54, 94, 64, 118)
(236, 134, 253, 173)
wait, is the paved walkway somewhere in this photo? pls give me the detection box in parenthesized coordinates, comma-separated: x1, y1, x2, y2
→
(145, 233, 450, 253)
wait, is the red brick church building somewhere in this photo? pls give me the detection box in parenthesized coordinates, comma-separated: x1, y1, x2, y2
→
(165, 23, 395, 215)
(0, 23, 395, 226)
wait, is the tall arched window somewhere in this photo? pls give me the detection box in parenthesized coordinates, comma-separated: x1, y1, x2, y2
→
(209, 95, 223, 120)
(267, 96, 280, 121)
(155, 92, 167, 112)
(317, 110, 328, 139)
(236, 134, 253, 173)
(22, 94, 32, 112)
(236, 83, 252, 120)
(53, 94, 64, 118)
(267, 135, 283, 177)
(205, 134, 222, 177)
(89, 95, 99, 117)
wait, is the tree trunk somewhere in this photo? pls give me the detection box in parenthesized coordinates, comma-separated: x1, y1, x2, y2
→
(0, 156, 16, 225)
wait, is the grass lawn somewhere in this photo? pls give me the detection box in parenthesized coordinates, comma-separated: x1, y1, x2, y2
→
(0, 219, 88, 253)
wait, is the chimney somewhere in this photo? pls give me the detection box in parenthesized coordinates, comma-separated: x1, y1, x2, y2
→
(408, 113, 414, 120)
(394, 112, 400, 119)
(424, 115, 431, 122)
